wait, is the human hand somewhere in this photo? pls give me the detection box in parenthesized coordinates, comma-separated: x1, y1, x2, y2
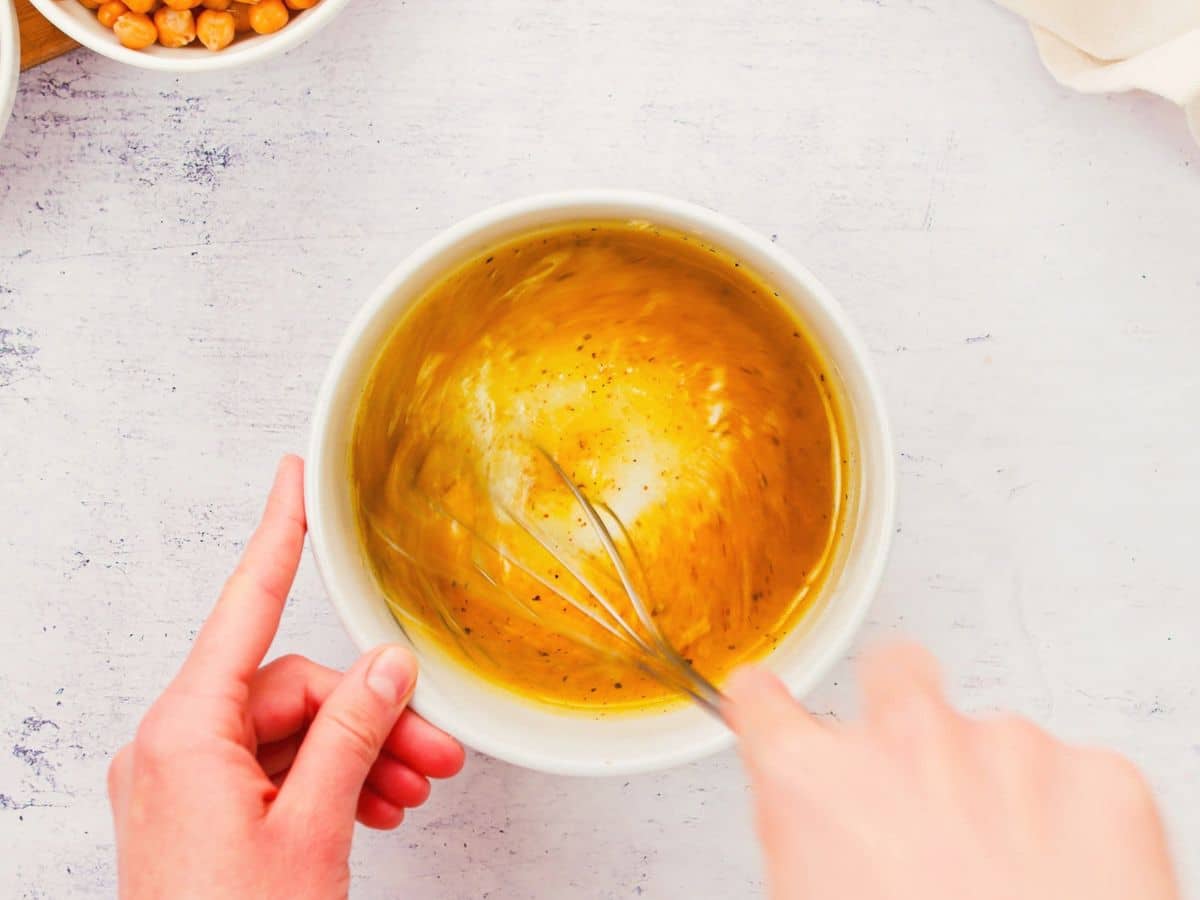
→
(725, 643, 1179, 900)
(107, 456, 465, 900)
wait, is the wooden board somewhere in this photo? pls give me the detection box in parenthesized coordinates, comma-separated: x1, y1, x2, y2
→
(16, 0, 78, 70)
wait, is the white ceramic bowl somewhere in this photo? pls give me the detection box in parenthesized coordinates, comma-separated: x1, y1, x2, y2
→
(307, 190, 896, 776)
(0, 0, 17, 140)
(27, 0, 349, 72)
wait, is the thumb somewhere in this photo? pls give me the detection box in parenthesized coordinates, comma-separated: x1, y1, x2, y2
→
(275, 645, 417, 827)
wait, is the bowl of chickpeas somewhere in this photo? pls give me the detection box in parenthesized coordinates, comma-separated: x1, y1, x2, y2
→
(29, 0, 348, 70)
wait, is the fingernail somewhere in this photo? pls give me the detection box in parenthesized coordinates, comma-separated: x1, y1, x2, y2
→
(366, 646, 416, 705)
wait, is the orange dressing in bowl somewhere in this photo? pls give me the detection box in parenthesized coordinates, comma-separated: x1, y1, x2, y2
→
(351, 221, 848, 711)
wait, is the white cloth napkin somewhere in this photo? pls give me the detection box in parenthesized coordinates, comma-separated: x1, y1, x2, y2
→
(995, 0, 1200, 143)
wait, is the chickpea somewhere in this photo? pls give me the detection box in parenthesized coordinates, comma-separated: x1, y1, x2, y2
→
(196, 9, 235, 50)
(154, 6, 196, 46)
(202, 0, 230, 9)
(123, 0, 158, 13)
(112, 11, 158, 49)
(96, 1, 128, 27)
(228, 2, 253, 33)
(248, 0, 289, 34)
(161, 0, 201, 9)
(284, 0, 318, 9)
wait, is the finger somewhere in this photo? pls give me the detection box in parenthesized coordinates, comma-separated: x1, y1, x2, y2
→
(384, 710, 466, 779)
(723, 665, 824, 770)
(106, 745, 134, 825)
(247, 653, 333, 745)
(267, 745, 430, 809)
(257, 733, 304, 779)
(249, 653, 464, 778)
(859, 641, 949, 721)
(356, 788, 406, 831)
(178, 456, 306, 688)
(274, 645, 417, 828)
(365, 758, 432, 810)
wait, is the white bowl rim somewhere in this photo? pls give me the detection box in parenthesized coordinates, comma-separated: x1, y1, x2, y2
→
(26, 0, 350, 73)
(1, 0, 18, 141)
(306, 189, 897, 775)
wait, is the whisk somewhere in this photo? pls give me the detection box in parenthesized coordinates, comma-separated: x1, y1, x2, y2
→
(370, 448, 726, 716)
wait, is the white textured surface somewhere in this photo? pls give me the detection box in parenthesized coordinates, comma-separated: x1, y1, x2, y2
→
(1, 1, 1198, 897)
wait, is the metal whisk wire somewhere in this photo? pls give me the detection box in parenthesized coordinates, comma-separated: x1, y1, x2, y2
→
(515, 450, 723, 714)
(370, 449, 725, 716)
